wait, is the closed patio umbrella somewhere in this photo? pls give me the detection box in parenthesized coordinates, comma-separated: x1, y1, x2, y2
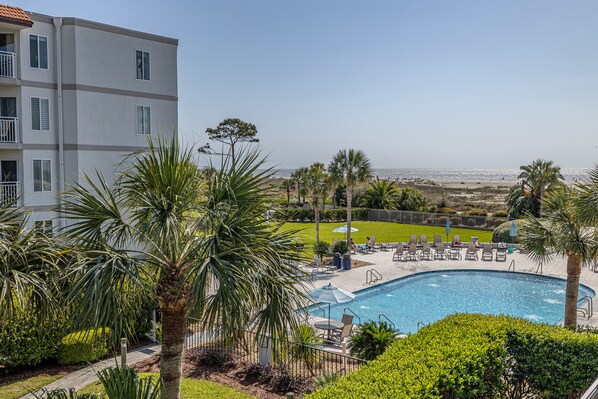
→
(309, 283, 355, 325)
(445, 219, 451, 242)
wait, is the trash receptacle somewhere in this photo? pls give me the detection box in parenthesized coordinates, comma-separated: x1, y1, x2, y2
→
(342, 254, 351, 270)
(333, 253, 341, 269)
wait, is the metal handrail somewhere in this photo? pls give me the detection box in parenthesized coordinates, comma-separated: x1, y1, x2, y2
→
(578, 296, 593, 320)
(507, 259, 515, 272)
(343, 307, 362, 324)
(310, 303, 328, 319)
(535, 261, 543, 275)
(378, 313, 396, 330)
(580, 374, 598, 399)
(365, 268, 383, 285)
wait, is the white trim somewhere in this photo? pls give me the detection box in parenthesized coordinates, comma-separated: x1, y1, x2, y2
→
(32, 158, 52, 192)
(135, 104, 151, 135)
(135, 49, 151, 81)
(30, 96, 51, 131)
(28, 34, 49, 71)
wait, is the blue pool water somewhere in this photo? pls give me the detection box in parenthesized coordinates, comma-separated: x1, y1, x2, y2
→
(320, 270, 595, 334)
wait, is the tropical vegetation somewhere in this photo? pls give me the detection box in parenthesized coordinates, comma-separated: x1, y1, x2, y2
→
(328, 149, 372, 243)
(520, 165, 598, 328)
(59, 138, 309, 399)
(359, 178, 399, 209)
(347, 321, 397, 361)
(309, 314, 598, 399)
(304, 162, 330, 242)
(506, 159, 564, 218)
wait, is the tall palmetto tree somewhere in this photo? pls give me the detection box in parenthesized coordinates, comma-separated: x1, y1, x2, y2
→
(328, 149, 372, 243)
(305, 163, 330, 243)
(61, 138, 309, 399)
(520, 159, 564, 217)
(359, 178, 399, 210)
(520, 184, 598, 328)
(575, 165, 598, 226)
(0, 203, 60, 324)
(291, 167, 309, 205)
(280, 179, 295, 206)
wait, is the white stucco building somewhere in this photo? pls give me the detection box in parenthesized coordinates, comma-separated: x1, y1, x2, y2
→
(0, 4, 178, 231)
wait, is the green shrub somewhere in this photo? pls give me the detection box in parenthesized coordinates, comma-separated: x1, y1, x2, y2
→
(436, 207, 457, 214)
(57, 328, 111, 365)
(347, 321, 398, 361)
(308, 314, 598, 399)
(493, 210, 509, 217)
(332, 240, 349, 255)
(463, 208, 488, 216)
(276, 208, 369, 222)
(492, 220, 524, 243)
(0, 314, 66, 369)
(313, 241, 331, 261)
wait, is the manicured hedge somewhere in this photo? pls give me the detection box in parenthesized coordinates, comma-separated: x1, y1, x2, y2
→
(307, 314, 598, 399)
(57, 327, 111, 365)
(278, 208, 369, 222)
(492, 219, 524, 243)
(0, 315, 66, 368)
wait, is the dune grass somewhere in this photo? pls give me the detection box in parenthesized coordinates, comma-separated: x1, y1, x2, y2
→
(282, 221, 492, 247)
(79, 372, 257, 399)
(0, 375, 62, 399)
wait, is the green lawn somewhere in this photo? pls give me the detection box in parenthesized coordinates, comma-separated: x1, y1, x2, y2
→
(79, 373, 257, 399)
(282, 221, 493, 246)
(0, 375, 63, 399)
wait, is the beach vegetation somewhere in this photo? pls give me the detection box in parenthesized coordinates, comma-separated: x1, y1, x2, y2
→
(359, 178, 399, 209)
(395, 186, 428, 211)
(200, 118, 259, 165)
(305, 162, 330, 242)
(347, 321, 398, 361)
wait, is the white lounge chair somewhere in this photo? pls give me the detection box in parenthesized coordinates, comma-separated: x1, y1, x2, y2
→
(420, 242, 432, 260)
(481, 244, 493, 261)
(434, 242, 447, 260)
(465, 243, 478, 260)
(392, 243, 405, 261)
(406, 243, 419, 261)
(433, 234, 442, 247)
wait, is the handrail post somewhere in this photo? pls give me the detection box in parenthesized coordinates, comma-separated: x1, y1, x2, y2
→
(120, 337, 127, 366)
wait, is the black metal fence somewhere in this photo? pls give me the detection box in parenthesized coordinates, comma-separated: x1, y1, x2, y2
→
(368, 209, 507, 230)
(185, 318, 366, 381)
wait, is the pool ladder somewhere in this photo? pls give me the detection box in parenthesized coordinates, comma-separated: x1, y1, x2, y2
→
(507, 259, 515, 273)
(378, 313, 396, 331)
(417, 321, 428, 331)
(343, 307, 362, 324)
(365, 268, 383, 285)
(535, 261, 543, 275)
(578, 296, 594, 320)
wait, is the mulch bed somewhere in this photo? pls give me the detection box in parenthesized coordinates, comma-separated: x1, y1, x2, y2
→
(0, 362, 82, 385)
(134, 352, 285, 399)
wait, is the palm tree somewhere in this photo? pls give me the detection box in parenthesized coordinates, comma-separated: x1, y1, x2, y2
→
(0, 203, 60, 323)
(280, 179, 295, 206)
(328, 149, 372, 243)
(291, 167, 309, 205)
(520, 185, 598, 328)
(305, 163, 330, 243)
(575, 165, 598, 226)
(359, 178, 398, 210)
(518, 159, 564, 217)
(61, 138, 309, 399)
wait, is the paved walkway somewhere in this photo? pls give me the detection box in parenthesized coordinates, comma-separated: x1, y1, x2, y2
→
(304, 248, 598, 327)
(20, 343, 160, 399)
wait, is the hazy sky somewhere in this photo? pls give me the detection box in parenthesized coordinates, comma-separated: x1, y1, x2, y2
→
(20, 0, 598, 169)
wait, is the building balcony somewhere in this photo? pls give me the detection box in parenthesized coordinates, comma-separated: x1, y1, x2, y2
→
(0, 117, 18, 143)
(0, 181, 19, 207)
(0, 51, 16, 79)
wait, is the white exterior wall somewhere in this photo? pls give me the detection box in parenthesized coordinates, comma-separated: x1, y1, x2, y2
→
(0, 10, 178, 230)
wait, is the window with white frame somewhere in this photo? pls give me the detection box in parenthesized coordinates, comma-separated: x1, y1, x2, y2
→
(136, 105, 151, 135)
(33, 159, 51, 192)
(31, 97, 50, 131)
(34, 219, 53, 235)
(29, 35, 48, 69)
(136, 50, 150, 80)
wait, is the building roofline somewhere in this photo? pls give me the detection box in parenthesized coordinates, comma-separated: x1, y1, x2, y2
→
(26, 12, 178, 46)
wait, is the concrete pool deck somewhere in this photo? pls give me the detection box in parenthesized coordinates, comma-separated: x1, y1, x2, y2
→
(305, 249, 598, 327)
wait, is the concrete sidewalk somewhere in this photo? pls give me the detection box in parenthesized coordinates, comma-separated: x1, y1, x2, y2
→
(20, 343, 160, 398)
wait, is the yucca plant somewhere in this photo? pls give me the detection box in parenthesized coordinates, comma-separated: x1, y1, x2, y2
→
(288, 324, 322, 375)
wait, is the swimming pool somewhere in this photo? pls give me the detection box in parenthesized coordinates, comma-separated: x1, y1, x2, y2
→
(319, 270, 595, 334)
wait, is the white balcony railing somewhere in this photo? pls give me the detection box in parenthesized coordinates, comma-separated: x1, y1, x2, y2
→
(0, 51, 16, 78)
(0, 117, 18, 143)
(0, 181, 20, 207)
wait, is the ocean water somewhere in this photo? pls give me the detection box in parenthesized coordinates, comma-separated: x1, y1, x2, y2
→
(313, 270, 595, 334)
(273, 168, 589, 181)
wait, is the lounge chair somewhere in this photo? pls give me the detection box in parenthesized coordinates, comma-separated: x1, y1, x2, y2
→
(452, 234, 462, 248)
(329, 314, 354, 343)
(406, 243, 419, 261)
(392, 243, 405, 261)
(420, 234, 428, 245)
(465, 243, 478, 260)
(433, 234, 442, 247)
(434, 242, 446, 260)
(371, 236, 379, 251)
(410, 234, 417, 245)
(420, 242, 432, 260)
(312, 255, 335, 274)
(481, 244, 493, 261)
(496, 244, 507, 261)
